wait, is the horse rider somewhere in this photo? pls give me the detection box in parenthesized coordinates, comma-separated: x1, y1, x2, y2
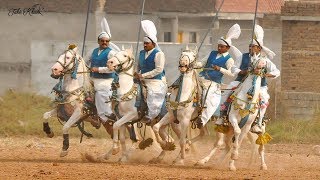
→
(89, 18, 118, 125)
(134, 20, 167, 125)
(249, 25, 280, 133)
(196, 24, 241, 129)
(216, 25, 280, 134)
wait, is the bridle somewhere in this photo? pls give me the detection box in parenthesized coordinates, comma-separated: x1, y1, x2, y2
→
(53, 49, 80, 78)
(112, 52, 135, 75)
(178, 50, 196, 73)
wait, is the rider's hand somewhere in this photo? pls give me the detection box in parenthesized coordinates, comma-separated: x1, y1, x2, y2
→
(239, 69, 248, 75)
(134, 72, 143, 80)
(91, 67, 99, 73)
(212, 65, 221, 71)
(265, 73, 275, 78)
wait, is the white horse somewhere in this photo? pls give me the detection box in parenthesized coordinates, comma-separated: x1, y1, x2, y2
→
(223, 54, 268, 171)
(43, 46, 113, 157)
(152, 46, 203, 165)
(105, 47, 166, 162)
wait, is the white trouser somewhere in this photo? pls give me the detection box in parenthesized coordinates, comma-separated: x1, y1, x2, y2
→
(200, 79, 221, 126)
(144, 78, 167, 119)
(92, 78, 113, 122)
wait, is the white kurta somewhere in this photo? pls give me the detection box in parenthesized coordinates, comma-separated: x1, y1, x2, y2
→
(90, 48, 116, 122)
(140, 48, 167, 119)
(198, 51, 235, 126)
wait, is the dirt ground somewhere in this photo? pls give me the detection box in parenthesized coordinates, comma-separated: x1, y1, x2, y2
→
(0, 135, 319, 180)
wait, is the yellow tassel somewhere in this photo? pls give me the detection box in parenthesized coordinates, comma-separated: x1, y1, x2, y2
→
(256, 132, 272, 145)
(68, 44, 77, 50)
(239, 109, 249, 118)
(215, 125, 229, 134)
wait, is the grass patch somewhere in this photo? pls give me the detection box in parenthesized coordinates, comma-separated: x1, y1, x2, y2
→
(267, 116, 320, 144)
(0, 90, 109, 139)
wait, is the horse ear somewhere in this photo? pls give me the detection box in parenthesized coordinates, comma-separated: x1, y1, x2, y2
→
(129, 45, 133, 54)
(121, 45, 125, 51)
(186, 44, 189, 50)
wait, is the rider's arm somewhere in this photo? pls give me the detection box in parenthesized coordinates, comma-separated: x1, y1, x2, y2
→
(194, 52, 210, 68)
(219, 57, 235, 77)
(265, 59, 280, 78)
(141, 51, 165, 79)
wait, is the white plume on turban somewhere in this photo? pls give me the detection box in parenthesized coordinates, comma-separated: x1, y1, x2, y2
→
(141, 20, 158, 43)
(252, 24, 276, 59)
(98, 17, 120, 52)
(98, 17, 111, 40)
(217, 23, 242, 60)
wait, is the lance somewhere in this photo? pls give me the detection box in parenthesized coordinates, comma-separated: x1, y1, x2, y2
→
(197, 0, 225, 53)
(81, 0, 92, 58)
(134, 0, 146, 65)
(250, 0, 259, 45)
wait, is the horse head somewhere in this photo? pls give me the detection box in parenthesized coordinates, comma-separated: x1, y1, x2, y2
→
(179, 45, 197, 73)
(51, 45, 82, 79)
(107, 46, 134, 73)
(250, 53, 267, 76)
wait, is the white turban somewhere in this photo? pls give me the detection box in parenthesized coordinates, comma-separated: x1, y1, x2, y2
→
(252, 25, 276, 59)
(217, 24, 242, 59)
(98, 31, 111, 40)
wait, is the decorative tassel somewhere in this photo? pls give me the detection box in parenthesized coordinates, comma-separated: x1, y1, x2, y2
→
(256, 132, 272, 145)
(215, 125, 229, 134)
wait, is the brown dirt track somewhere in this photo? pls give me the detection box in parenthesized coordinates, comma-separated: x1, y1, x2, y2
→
(0, 136, 319, 179)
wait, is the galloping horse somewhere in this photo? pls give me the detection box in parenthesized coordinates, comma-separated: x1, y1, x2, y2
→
(105, 47, 165, 162)
(43, 45, 113, 157)
(152, 46, 202, 165)
(223, 53, 268, 171)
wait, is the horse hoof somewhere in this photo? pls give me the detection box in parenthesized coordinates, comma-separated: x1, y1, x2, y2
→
(173, 159, 184, 166)
(47, 132, 54, 138)
(118, 156, 128, 163)
(261, 164, 267, 170)
(195, 159, 206, 166)
(229, 165, 237, 171)
(149, 158, 161, 164)
(112, 147, 120, 155)
(60, 150, 68, 157)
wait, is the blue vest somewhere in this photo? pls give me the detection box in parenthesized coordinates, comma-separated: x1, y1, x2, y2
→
(235, 53, 251, 82)
(199, 51, 230, 84)
(139, 49, 165, 80)
(261, 77, 267, 87)
(90, 47, 114, 79)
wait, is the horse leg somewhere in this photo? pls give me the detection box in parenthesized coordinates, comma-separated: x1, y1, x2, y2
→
(102, 121, 113, 138)
(173, 120, 189, 166)
(60, 107, 82, 157)
(119, 125, 129, 163)
(153, 113, 174, 147)
(195, 131, 225, 166)
(229, 113, 241, 160)
(247, 132, 259, 167)
(42, 109, 56, 138)
(259, 143, 267, 170)
(112, 112, 137, 155)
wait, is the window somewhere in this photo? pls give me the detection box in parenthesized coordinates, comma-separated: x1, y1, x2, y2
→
(178, 32, 183, 43)
(164, 32, 171, 42)
(189, 32, 197, 43)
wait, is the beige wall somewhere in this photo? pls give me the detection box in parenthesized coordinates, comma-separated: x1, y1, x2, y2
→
(278, 1, 320, 120)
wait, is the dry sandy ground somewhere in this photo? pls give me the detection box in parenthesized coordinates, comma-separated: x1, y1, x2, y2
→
(0, 135, 319, 179)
